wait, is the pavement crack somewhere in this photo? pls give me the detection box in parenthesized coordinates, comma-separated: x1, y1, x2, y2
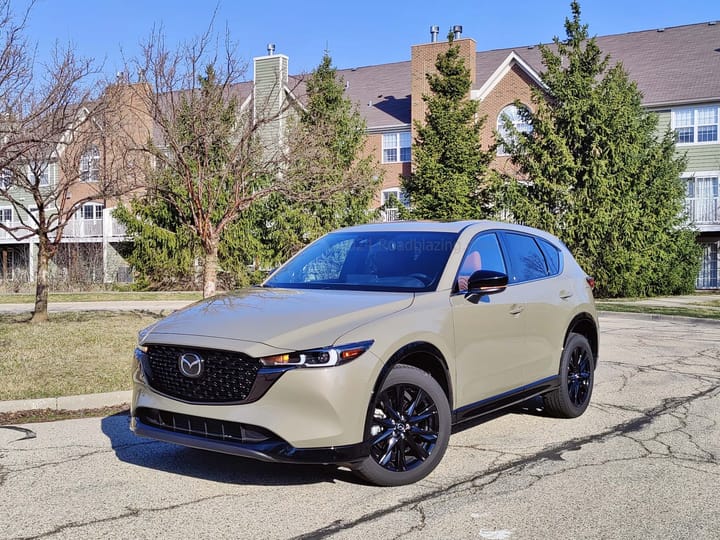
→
(16, 494, 230, 540)
(290, 385, 719, 539)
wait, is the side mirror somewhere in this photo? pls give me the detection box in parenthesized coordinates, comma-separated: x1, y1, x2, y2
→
(467, 270, 508, 296)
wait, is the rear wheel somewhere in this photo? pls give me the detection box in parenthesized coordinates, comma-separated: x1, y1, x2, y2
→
(544, 333, 594, 418)
(354, 365, 450, 486)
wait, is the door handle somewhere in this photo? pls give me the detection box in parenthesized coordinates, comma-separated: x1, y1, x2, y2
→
(509, 304, 524, 316)
(559, 290, 573, 299)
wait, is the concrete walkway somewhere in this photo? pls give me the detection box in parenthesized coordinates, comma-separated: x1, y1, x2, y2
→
(2, 294, 719, 416)
(0, 299, 195, 314)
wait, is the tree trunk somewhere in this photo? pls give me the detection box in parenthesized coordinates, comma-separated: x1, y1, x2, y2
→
(31, 240, 51, 323)
(202, 241, 219, 298)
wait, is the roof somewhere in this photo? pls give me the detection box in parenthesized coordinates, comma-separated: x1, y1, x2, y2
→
(335, 21, 720, 127)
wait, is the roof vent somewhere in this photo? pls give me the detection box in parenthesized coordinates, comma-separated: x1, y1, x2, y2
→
(452, 25, 463, 40)
(267, 43, 276, 55)
(430, 25, 440, 42)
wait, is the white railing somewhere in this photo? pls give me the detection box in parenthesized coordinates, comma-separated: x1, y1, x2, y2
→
(382, 207, 400, 222)
(0, 211, 128, 242)
(64, 218, 103, 238)
(686, 197, 720, 224)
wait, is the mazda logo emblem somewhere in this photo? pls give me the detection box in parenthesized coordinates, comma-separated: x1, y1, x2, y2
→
(178, 352, 204, 378)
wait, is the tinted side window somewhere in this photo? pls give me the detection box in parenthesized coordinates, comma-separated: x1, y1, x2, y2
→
(537, 238, 562, 276)
(503, 233, 548, 283)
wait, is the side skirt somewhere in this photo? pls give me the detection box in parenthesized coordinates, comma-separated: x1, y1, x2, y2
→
(452, 376, 559, 425)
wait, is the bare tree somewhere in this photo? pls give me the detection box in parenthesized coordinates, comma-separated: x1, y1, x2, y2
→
(0, 2, 127, 322)
(119, 24, 369, 298)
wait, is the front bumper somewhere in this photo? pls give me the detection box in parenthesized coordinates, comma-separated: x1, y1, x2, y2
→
(130, 408, 370, 465)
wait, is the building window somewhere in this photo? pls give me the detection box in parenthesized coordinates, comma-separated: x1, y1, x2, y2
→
(79, 203, 103, 220)
(0, 207, 12, 223)
(382, 131, 411, 163)
(673, 106, 719, 145)
(0, 169, 11, 190)
(497, 104, 532, 156)
(80, 146, 100, 182)
(685, 175, 720, 224)
(29, 162, 57, 186)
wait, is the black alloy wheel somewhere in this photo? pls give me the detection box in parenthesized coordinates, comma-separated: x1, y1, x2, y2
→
(355, 365, 450, 486)
(544, 333, 595, 418)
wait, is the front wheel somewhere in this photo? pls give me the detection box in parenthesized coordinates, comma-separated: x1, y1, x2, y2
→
(354, 365, 450, 486)
(544, 333, 595, 418)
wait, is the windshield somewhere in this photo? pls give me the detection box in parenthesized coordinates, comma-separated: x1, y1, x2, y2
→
(264, 231, 458, 292)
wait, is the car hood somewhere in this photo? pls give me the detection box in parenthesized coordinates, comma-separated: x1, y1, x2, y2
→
(142, 287, 414, 353)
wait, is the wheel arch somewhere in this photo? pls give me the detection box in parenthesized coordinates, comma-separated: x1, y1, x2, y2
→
(362, 341, 452, 434)
(565, 313, 599, 366)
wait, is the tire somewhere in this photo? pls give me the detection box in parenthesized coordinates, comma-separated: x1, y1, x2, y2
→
(544, 333, 595, 418)
(354, 364, 451, 486)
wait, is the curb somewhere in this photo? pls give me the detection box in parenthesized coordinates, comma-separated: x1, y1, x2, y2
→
(0, 390, 131, 414)
(598, 310, 720, 327)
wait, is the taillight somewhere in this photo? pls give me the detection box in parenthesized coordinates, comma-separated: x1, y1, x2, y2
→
(586, 276, 596, 290)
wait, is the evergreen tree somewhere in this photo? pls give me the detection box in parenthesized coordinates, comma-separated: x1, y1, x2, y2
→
(500, 1, 700, 297)
(402, 33, 493, 220)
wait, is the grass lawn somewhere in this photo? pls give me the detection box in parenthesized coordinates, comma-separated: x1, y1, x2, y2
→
(0, 311, 162, 400)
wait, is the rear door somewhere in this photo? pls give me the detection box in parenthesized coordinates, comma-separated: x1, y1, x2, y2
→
(451, 232, 529, 406)
(497, 232, 570, 382)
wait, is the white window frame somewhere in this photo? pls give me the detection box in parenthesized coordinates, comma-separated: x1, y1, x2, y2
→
(0, 169, 12, 190)
(28, 162, 57, 187)
(382, 131, 411, 164)
(497, 104, 532, 156)
(79, 202, 104, 220)
(672, 105, 720, 146)
(0, 206, 12, 223)
(80, 146, 100, 182)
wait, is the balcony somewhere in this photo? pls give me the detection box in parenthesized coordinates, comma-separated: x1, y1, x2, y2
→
(686, 197, 720, 231)
(0, 208, 128, 244)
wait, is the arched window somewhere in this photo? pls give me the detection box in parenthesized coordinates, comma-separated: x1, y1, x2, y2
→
(80, 146, 100, 182)
(496, 104, 532, 156)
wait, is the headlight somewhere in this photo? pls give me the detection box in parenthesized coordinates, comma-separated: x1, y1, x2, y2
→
(259, 340, 374, 368)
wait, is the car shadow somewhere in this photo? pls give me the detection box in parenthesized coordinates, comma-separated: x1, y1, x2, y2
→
(102, 397, 550, 485)
(101, 411, 358, 486)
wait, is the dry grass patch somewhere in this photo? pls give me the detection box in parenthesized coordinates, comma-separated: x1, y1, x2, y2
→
(0, 311, 162, 400)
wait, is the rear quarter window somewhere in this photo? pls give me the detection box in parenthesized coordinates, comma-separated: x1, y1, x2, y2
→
(537, 238, 562, 276)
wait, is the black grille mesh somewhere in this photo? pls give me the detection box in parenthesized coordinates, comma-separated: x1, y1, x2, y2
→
(146, 345, 261, 403)
(137, 408, 275, 444)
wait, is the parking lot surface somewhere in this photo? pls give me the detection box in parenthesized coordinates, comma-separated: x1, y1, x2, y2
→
(1, 314, 718, 539)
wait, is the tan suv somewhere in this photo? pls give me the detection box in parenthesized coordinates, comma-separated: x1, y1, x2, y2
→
(131, 221, 598, 486)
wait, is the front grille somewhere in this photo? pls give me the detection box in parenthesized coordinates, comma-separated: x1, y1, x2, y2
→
(145, 345, 261, 403)
(137, 407, 276, 444)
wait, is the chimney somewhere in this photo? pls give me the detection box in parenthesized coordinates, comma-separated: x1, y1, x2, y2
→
(267, 43, 276, 55)
(452, 25, 463, 40)
(430, 25, 439, 43)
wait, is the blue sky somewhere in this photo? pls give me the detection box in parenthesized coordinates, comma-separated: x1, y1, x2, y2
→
(14, 0, 719, 79)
